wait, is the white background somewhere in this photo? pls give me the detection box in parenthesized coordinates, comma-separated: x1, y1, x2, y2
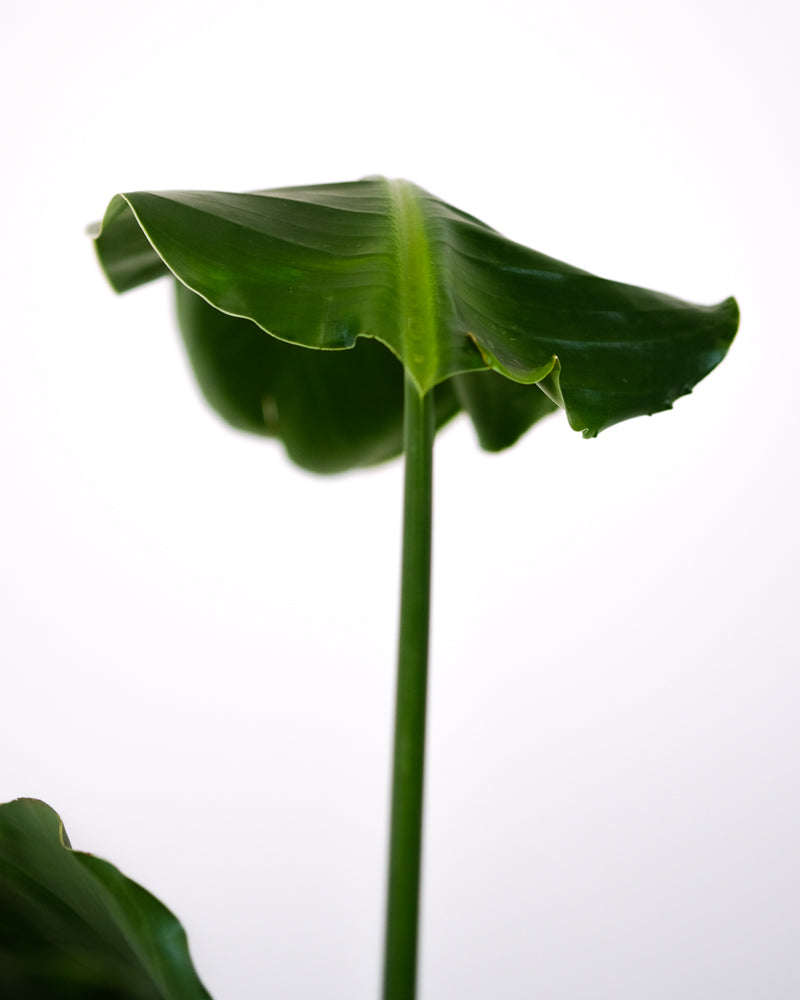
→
(2, 1, 798, 998)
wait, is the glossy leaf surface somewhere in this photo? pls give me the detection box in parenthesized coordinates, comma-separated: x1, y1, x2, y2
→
(91, 177, 737, 469)
(0, 799, 211, 1000)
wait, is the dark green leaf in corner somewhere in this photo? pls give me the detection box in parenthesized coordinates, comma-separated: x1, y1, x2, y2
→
(0, 798, 212, 1000)
(91, 176, 738, 470)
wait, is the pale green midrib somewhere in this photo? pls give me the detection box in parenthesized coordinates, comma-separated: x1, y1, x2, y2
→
(386, 179, 440, 394)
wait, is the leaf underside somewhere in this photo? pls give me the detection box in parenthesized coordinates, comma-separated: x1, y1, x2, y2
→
(91, 176, 738, 472)
(0, 799, 211, 1000)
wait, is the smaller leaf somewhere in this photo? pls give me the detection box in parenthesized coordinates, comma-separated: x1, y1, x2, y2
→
(0, 799, 212, 1000)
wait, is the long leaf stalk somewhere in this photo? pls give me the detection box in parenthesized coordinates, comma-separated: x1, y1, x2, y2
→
(383, 373, 435, 1000)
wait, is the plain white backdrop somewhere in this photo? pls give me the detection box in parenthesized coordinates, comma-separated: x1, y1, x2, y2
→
(2, 1, 798, 997)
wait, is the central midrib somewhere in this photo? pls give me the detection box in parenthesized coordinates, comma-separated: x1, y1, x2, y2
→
(386, 179, 440, 394)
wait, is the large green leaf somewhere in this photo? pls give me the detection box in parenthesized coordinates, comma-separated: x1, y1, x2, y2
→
(90, 176, 737, 469)
(0, 799, 212, 1000)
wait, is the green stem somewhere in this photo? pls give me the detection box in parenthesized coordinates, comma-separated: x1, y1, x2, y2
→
(382, 373, 435, 1000)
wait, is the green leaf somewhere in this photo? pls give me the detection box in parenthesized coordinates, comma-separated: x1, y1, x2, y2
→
(0, 799, 212, 1000)
(91, 176, 738, 465)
